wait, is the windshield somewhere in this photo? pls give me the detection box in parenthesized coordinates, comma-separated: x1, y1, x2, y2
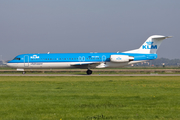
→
(13, 58, 20, 60)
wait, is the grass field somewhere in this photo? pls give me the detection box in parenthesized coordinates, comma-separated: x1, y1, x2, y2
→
(0, 76, 180, 120)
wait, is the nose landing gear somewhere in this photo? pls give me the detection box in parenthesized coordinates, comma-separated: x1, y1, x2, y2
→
(86, 69, 92, 75)
(22, 71, 26, 74)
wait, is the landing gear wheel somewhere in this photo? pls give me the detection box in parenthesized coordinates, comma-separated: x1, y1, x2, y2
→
(22, 71, 26, 74)
(86, 69, 92, 75)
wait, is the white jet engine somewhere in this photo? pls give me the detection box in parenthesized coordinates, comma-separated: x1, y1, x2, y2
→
(110, 55, 134, 62)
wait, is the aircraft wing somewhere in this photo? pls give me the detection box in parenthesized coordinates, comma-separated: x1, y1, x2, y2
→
(70, 62, 101, 69)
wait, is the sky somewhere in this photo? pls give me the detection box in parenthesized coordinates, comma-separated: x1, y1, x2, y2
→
(0, 0, 180, 60)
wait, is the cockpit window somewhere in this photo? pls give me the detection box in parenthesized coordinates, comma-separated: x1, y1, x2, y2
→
(13, 58, 20, 60)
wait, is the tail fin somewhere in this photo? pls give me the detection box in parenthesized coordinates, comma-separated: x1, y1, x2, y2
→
(124, 35, 172, 54)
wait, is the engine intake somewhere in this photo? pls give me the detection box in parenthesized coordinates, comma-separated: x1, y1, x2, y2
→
(110, 55, 134, 62)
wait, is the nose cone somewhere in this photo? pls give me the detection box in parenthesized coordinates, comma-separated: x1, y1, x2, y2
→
(7, 61, 16, 68)
(7, 62, 12, 67)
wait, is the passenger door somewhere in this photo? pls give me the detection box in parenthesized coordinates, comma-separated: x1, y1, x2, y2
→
(24, 55, 29, 67)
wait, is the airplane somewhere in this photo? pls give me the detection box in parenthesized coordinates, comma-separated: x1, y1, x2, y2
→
(7, 35, 172, 75)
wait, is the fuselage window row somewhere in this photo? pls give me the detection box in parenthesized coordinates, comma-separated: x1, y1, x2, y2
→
(30, 57, 102, 61)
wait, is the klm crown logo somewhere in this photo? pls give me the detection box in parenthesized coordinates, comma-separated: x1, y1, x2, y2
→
(116, 57, 121, 60)
(146, 41, 153, 45)
(142, 41, 157, 49)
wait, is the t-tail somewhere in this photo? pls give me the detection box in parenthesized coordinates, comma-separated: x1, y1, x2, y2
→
(124, 35, 172, 54)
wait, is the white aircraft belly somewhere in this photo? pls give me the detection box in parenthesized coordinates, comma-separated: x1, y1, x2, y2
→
(9, 62, 72, 69)
(9, 61, 143, 69)
(29, 62, 71, 68)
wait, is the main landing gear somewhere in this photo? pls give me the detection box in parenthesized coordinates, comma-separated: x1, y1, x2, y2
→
(86, 69, 92, 75)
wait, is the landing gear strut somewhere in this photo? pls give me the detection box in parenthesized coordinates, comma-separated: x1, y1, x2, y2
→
(86, 69, 92, 75)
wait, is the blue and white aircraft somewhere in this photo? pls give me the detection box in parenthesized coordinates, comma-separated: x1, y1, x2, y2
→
(7, 35, 171, 75)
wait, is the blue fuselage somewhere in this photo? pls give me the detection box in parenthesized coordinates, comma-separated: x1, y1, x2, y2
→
(7, 52, 157, 69)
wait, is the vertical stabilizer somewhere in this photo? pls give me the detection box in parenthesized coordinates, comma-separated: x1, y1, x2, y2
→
(124, 35, 172, 54)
